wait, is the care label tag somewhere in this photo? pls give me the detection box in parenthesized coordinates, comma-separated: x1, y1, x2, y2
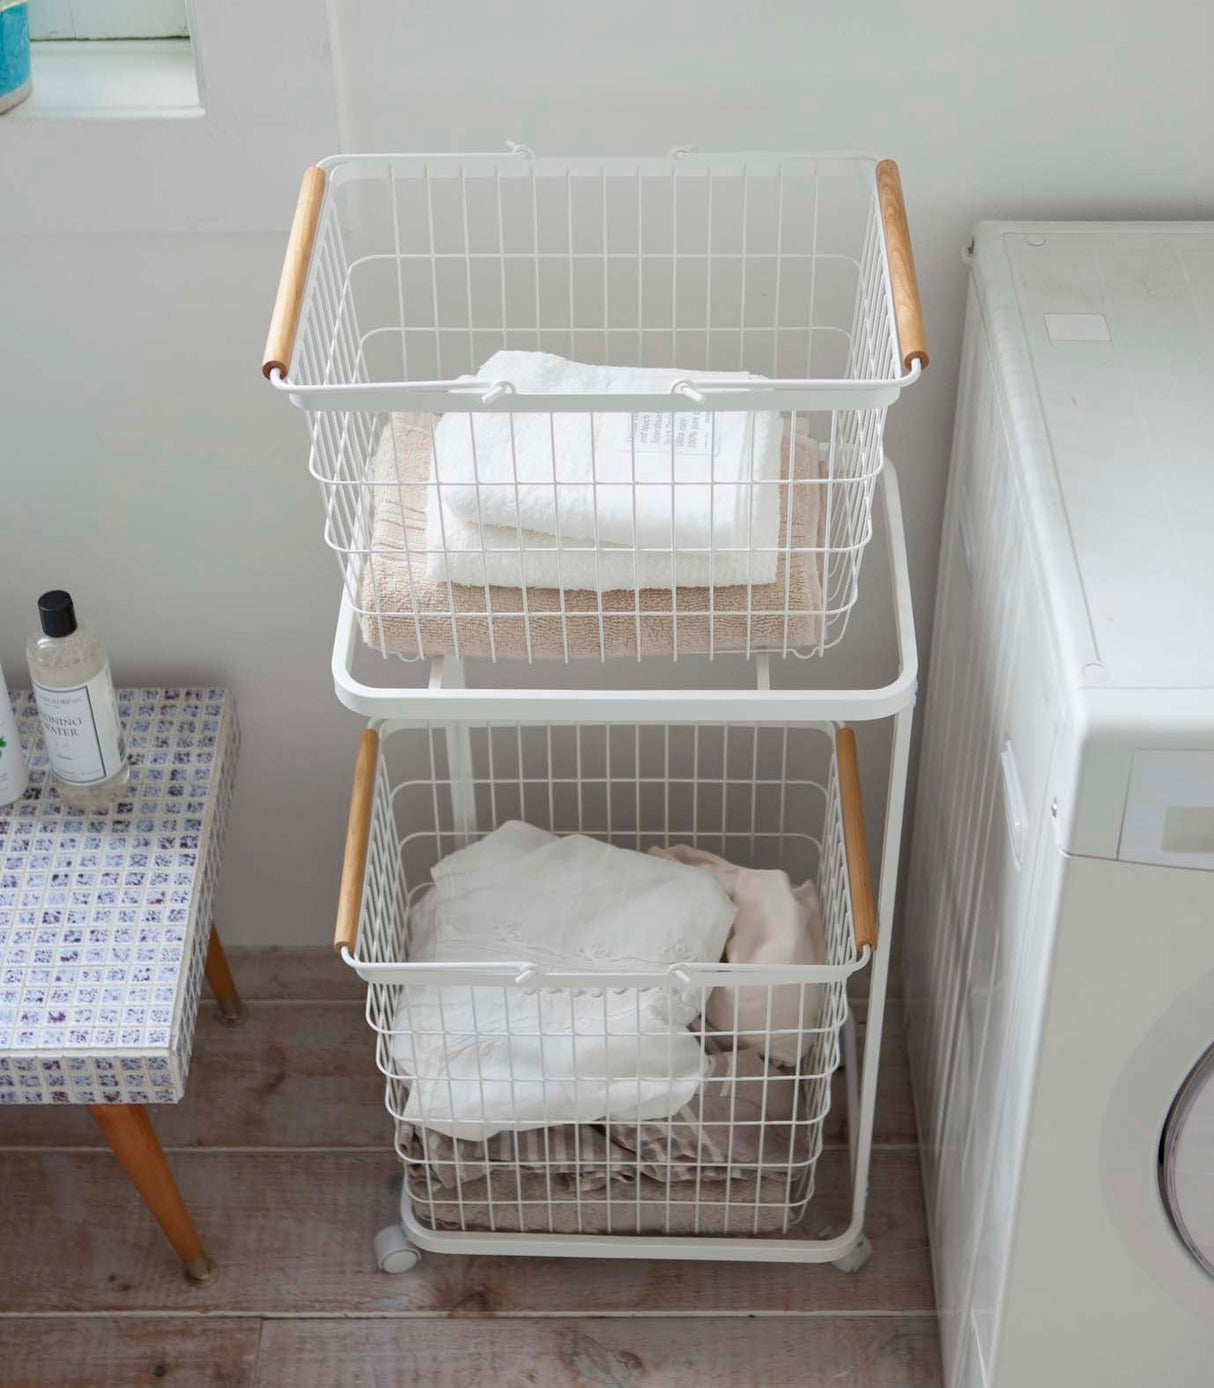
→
(627, 411, 719, 455)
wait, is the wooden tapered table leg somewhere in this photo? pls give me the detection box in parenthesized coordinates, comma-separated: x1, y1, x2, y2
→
(88, 1103, 216, 1284)
(204, 920, 243, 1024)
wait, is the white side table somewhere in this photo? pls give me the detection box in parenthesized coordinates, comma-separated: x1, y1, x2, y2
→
(0, 687, 241, 1282)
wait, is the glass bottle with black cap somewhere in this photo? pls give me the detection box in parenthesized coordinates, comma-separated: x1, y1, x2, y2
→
(27, 591, 129, 809)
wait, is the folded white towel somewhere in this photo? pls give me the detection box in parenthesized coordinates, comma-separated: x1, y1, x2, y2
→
(391, 824, 736, 1140)
(430, 351, 783, 567)
(424, 499, 783, 591)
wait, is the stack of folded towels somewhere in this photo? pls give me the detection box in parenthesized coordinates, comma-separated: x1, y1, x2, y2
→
(390, 821, 829, 1235)
(359, 351, 824, 659)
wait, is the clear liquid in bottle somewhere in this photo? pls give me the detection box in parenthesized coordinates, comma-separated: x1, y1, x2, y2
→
(27, 590, 129, 811)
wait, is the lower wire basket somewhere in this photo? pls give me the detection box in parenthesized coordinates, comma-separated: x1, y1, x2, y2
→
(338, 717, 876, 1258)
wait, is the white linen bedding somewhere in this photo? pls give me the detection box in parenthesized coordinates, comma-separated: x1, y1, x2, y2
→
(390, 824, 735, 1140)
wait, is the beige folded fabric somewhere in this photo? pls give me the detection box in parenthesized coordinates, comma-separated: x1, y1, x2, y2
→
(358, 413, 822, 660)
(396, 1044, 812, 1194)
(650, 845, 828, 1067)
(406, 1166, 806, 1235)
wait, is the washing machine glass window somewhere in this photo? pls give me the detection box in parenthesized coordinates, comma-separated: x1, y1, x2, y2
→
(1160, 1041, 1214, 1279)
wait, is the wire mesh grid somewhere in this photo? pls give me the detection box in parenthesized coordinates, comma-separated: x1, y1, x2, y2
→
(346, 720, 866, 1241)
(283, 153, 912, 664)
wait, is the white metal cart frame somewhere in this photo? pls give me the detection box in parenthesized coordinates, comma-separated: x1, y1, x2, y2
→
(260, 147, 924, 1274)
(327, 466, 915, 1271)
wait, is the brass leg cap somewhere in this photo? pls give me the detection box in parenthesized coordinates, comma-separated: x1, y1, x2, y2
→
(184, 1253, 218, 1285)
(215, 994, 244, 1025)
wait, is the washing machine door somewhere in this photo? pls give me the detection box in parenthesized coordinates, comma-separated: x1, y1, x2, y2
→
(1161, 1043, 1214, 1279)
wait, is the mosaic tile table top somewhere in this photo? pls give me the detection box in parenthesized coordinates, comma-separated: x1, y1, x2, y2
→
(0, 688, 238, 1106)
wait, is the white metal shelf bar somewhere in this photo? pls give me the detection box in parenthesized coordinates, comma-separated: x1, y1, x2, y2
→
(274, 372, 918, 415)
(314, 149, 898, 177)
(398, 1212, 867, 1265)
(331, 461, 915, 723)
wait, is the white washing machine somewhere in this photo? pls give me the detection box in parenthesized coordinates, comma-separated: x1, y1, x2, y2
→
(905, 220, 1214, 1388)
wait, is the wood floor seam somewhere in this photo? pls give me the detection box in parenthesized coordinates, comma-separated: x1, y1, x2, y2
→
(0, 1309, 939, 1322)
(0, 1140, 919, 1154)
(251, 1316, 267, 1386)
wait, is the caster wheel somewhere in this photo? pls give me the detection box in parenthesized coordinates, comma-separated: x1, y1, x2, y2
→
(374, 1224, 420, 1274)
(832, 1235, 871, 1274)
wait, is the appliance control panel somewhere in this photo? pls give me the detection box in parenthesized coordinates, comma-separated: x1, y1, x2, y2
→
(1120, 750, 1214, 871)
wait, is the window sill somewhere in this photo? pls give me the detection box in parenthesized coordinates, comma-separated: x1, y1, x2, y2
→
(10, 38, 201, 120)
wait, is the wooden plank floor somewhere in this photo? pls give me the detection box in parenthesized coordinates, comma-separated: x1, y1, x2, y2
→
(0, 948, 940, 1387)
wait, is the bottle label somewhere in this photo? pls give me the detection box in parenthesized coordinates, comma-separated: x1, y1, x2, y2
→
(31, 666, 126, 785)
(0, 678, 28, 804)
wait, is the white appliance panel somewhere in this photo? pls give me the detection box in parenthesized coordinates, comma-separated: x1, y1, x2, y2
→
(1006, 228, 1214, 693)
(908, 222, 1214, 1388)
(1120, 750, 1214, 870)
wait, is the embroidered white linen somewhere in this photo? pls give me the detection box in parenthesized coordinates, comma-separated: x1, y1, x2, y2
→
(427, 351, 783, 587)
(390, 823, 736, 1140)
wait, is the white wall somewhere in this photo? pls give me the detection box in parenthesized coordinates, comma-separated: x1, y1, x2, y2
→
(328, 0, 1214, 933)
(0, 1, 351, 945)
(328, 0, 1214, 685)
(3, 0, 1212, 943)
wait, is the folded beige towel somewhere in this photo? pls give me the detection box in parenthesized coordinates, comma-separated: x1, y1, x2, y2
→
(406, 1166, 805, 1235)
(358, 413, 822, 660)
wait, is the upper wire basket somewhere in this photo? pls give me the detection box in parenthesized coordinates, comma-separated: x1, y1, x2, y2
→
(263, 150, 927, 665)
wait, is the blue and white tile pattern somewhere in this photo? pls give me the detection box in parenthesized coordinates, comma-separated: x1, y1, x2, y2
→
(0, 689, 238, 1105)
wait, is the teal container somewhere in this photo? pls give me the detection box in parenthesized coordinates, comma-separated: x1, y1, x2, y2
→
(0, 0, 30, 115)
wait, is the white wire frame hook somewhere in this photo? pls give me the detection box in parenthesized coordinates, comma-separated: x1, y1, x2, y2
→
(669, 378, 706, 404)
(514, 962, 544, 991)
(506, 140, 536, 159)
(480, 379, 517, 404)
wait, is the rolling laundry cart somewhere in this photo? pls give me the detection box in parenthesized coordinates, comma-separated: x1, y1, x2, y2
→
(262, 147, 926, 1272)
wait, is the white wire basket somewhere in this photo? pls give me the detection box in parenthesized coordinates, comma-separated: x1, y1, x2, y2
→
(264, 150, 927, 665)
(335, 718, 881, 1264)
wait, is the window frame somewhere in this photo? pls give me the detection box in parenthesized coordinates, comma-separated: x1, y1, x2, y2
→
(27, 0, 189, 42)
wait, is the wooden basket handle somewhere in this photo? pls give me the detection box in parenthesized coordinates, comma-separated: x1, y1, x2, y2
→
(875, 159, 929, 372)
(334, 728, 379, 955)
(262, 165, 327, 381)
(835, 726, 878, 954)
